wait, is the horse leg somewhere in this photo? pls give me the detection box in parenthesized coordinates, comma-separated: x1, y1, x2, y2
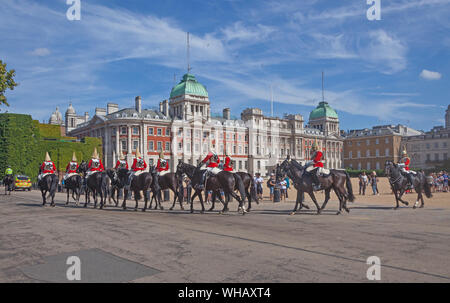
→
(121, 189, 127, 210)
(42, 189, 47, 206)
(190, 190, 199, 213)
(308, 192, 321, 214)
(208, 192, 216, 212)
(169, 188, 177, 211)
(414, 190, 422, 209)
(197, 190, 205, 214)
(290, 190, 303, 215)
(319, 188, 332, 214)
(392, 188, 400, 209)
(397, 188, 409, 206)
(229, 191, 246, 215)
(66, 189, 70, 205)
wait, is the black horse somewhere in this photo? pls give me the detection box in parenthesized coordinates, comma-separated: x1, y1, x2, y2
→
(117, 166, 161, 211)
(63, 174, 83, 206)
(384, 161, 432, 209)
(176, 161, 247, 214)
(38, 172, 58, 207)
(208, 172, 259, 212)
(278, 159, 355, 215)
(149, 171, 184, 211)
(106, 168, 125, 207)
(78, 162, 109, 209)
(3, 174, 13, 195)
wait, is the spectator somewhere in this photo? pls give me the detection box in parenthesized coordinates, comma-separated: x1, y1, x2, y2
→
(443, 171, 448, 193)
(184, 177, 192, 203)
(280, 178, 287, 202)
(370, 171, 379, 195)
(254, 173, 264, 200)
(359, 172, 368, 195)
(284, 176, 290, 199)
(426, 173, 434, 193)
(268, 173, 276, 202)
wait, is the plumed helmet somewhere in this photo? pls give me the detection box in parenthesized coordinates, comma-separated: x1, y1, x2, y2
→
(159, 151, 165, 159)
(136, 148, 142, 158)
(92, 148, 99, 159)
(45, 152, 51, 162)
(72, 152, 77, 162)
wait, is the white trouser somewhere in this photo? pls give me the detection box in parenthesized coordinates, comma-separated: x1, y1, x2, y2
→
(206, 167, 222, 175)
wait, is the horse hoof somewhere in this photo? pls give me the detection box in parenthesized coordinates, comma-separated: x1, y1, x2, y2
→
(169, 207, 173, 211)
(419, 205, 424, 208)
(190, 210, 194, 214)
(290, 212, 296, 216)
(336, 211, 341, 215)
(142, 209, 146, 212)
(181, 207, 185, 211)
(345, 208, 350, 213)
(134, 208, 138, 212)
(404, 202, 409, 206)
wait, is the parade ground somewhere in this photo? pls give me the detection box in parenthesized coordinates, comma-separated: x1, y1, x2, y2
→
(0, 178, 449, 283)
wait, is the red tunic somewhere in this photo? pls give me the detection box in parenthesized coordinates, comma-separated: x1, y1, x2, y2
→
(115, 160, 129, 170)
(223, 156, 233, 172)
(156, 159, 169, 172)
(88, 159, 104, 172)
(66, 162, 79, 174)
(131, 158, 147, 172)
(41, 161, 56, 174)
(401, 157, 410, 171)
(312, 151, 324, 168)
(202, 153, 220, 168)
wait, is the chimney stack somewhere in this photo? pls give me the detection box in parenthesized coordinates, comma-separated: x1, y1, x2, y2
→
(135, 96, 142, 113)
(107, 103, 119, 115)
(223, 108, 231, 120)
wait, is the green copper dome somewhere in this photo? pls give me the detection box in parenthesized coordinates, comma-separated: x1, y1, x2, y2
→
(309, 101, 338, 120)
(170, 74, 208, 99)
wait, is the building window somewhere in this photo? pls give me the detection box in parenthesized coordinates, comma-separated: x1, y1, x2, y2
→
(426, 143, 430, 149)
(349, 151, 352, 159)
(366, 140, 370, 146)
(178, 142, 182, 151)
(121, 141, 127, 151)
(121, 127, 127, 135)
(148, 127, 154, 135)
(157, 128, 162, 136)
(132, 127, 139, 135)
(157, 141, 162, 151)
(444, 153, 448, 160)
(257, 161, 261, 170)
(435, 153, 439, 161)
(357, 151, 361, 158)
(148, 141, 154, 151)
(376, 149, 380, 157)
(375, 139, 379, 144)
(426, 154, 431, 161)
(165, 142, 170, 151)
(385, 138, 389, 144)
(166, 128, 170, 136)
(366, 150, 370, 157)
(133, 140, 139, 151)
(385, 148, 390, 156)
(195, 144, 199, 152)
(245, 146, 248, 154)
(367, 162, 371, 170)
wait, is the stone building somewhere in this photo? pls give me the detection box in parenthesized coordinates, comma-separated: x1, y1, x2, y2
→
(343, 124, 423, 170)
(65, 73, 345, 175)
(402, 105, 450, 169)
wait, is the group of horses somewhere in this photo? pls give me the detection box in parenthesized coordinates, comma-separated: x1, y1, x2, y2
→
(5, 159, 433, 215)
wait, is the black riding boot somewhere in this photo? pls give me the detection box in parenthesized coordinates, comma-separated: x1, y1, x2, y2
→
(313, 168, 321, 191)
(406, 173, 414, 189)
(198, 171, 207, 190)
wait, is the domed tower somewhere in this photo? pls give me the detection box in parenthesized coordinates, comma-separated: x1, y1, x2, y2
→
(49, 107, 64, 125)
(65, 103, 77, 132)
(169, 73, 210, 121)
(308, 101, 340, 136)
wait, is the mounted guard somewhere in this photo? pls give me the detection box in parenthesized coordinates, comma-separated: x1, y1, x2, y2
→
(64, 152, 79, 181)
(128, 148, 147, 187)
(156, 151, 170, 176)
(198, 150, 221, 189)
(87, 148, 104, 177)
(115, 152, 129, 170)
(398, 148, 416, 188)
(38, 152, 56, 181)
(305, 139, 328, 191)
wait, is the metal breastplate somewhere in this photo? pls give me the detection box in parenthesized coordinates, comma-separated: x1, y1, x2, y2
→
(44, 162, 53, 171)
(91, 160, 100, 168)
(70, 163, 77, 171)
(136, 159, 144, 168)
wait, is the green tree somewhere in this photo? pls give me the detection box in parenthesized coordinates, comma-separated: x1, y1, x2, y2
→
(0, 60, 18, 106)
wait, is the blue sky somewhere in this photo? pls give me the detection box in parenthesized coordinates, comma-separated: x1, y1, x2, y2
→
(1, 0, 449, 132)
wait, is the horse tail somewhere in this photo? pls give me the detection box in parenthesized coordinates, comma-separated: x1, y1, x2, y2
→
(234, 173, 246, 203)
(101, 173, 109, 198)
(50, 175, 58, 197)
(422, 173, 433, 199)
(345, 172, 355, 202)
(249, 173, 258, 203)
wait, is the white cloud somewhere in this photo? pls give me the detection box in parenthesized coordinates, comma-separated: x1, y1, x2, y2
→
(420, 69, 442, 80)
(30, 48, 50, 56)
(221, 22, 276, 43)
(361, 30, 407, 74)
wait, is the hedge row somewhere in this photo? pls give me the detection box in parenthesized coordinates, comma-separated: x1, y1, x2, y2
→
(0, 113, 102, 180)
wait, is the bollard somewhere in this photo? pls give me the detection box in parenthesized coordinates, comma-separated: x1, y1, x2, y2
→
(164, 189, 170, 201)
(273, 186, 281, 203)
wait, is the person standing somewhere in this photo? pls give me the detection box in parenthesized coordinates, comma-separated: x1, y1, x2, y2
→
(359, 172, 368, 195)
(280, 178, 287, 201)
(370, 171, 379, 195)
(254, 173, 264, 200)
(284, 176, 290, 199)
